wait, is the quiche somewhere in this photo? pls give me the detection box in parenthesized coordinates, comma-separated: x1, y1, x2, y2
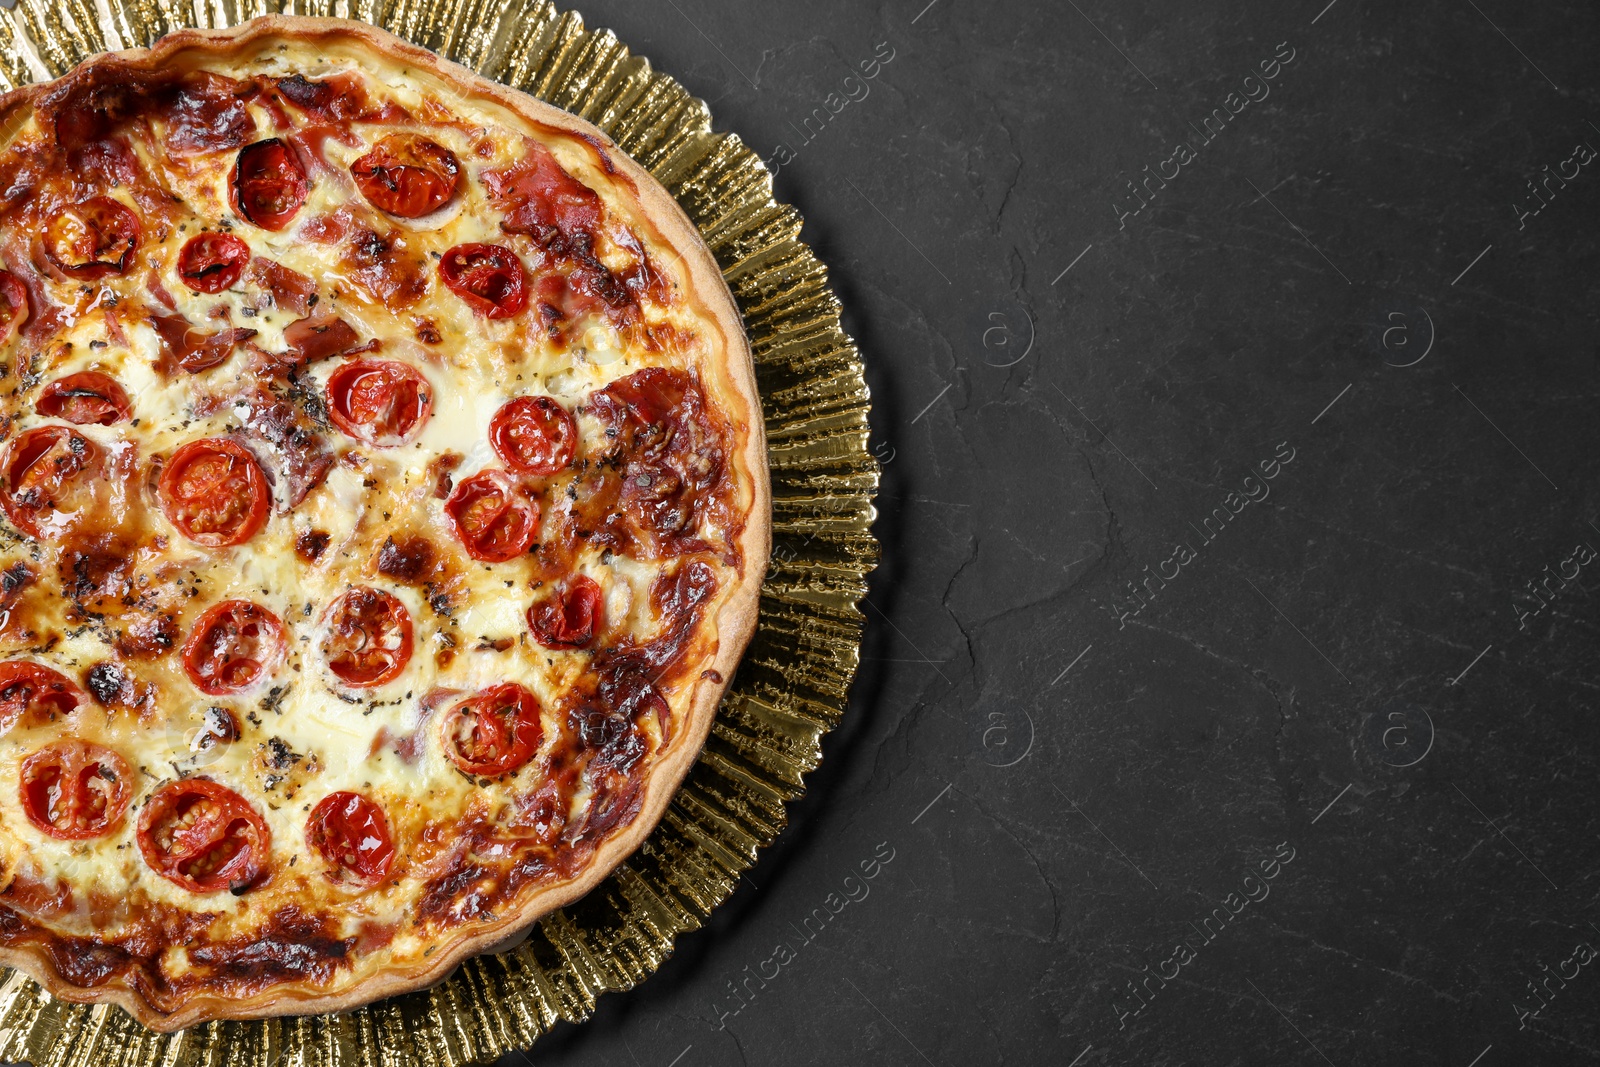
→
(0, 16, 767, 1031)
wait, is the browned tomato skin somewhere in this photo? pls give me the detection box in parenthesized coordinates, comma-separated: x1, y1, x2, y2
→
(440, 244, 528, 319)
(20, 740, 132, 840)
(0, 425, 103, 541)
(137, 779, 271, 894)
(36, 372, 132, 426)
(43, 198, 141, 279)
(230, 139, 309, 231)
(307, 791, 396, 886)
(350, 135, 461, 218)
(0, 269, 31, 346)
(325, 359, 434, 447)
(181, 600, 287, 696)
(157, 438, 270, 548)
(176, 232, 251, 293)
(321, 586, 414, 688)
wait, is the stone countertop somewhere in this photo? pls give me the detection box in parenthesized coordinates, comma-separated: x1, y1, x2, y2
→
(513, 1, 1600, 1065)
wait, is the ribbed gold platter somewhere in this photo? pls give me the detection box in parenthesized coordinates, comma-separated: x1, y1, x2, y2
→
(0, 1, 877, 1063)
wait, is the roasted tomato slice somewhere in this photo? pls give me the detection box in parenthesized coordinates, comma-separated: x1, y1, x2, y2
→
(527, 574, 604, 650)
(43, 197, 141, 278)
(439, 244, 528, 319)
(137, 778, 271, 894)
(307, 791, 395, 886)
(444, 469, 539, 563)
(0, 269, 31, 346)
(490, 395, 576, 475)
(158, 438, 270, 548)
(181, 600, 286, 695)
(20, 740, 132, 840)
(0, 662, 84, 733)
(440, 683, 542, 776)
(321, 586, 413, 688)
(37, 372, 132, 426)
(324, 359, 433, 447)
(177, 232, 251, 293)
(350, 134, 461, 218)
(230, 139, 309, 231)
(0, 425, 104, 541)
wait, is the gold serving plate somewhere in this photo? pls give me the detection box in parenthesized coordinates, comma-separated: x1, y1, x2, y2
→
(0, 1, 878, 1062)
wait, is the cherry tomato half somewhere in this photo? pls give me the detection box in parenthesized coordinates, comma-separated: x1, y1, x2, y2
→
(490, 395, 576, 475)
(439, 683, 542, 777)
(350, 134, 461, 218)
(181, 600, 286, 695)
(444, 469, 539, 563)
(43, 197, 141, 278)
(0, 269, 31, 346)
(21, 740, 132, 840)
(137, 778, 271, 894)
(321, 586, 413, 688)
(439, 244, 528, 319)
(0, 425, 104, 541)
(307, 791, 395, 886)
(177, 232, 251, 294)
(0, 662, 84, 733)
(527, 574, 604, 650)
(158, 438, 270, 548)
(324, 359, 433, 447)
(230, 139, 309, 231)
(37, 372, 132, 426)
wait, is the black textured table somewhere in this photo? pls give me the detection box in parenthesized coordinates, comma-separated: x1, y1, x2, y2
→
(509, 1, 1600, 1065)
(539, 1, 1590, 1064)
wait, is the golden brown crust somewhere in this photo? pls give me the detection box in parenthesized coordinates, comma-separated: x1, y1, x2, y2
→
(0, 14, 768, 1031)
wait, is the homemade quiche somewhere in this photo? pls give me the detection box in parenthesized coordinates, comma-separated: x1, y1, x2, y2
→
(0, 16, 767, 1030)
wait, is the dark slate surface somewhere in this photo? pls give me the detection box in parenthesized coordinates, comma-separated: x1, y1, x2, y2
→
(502, 1, 1600, 1065)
